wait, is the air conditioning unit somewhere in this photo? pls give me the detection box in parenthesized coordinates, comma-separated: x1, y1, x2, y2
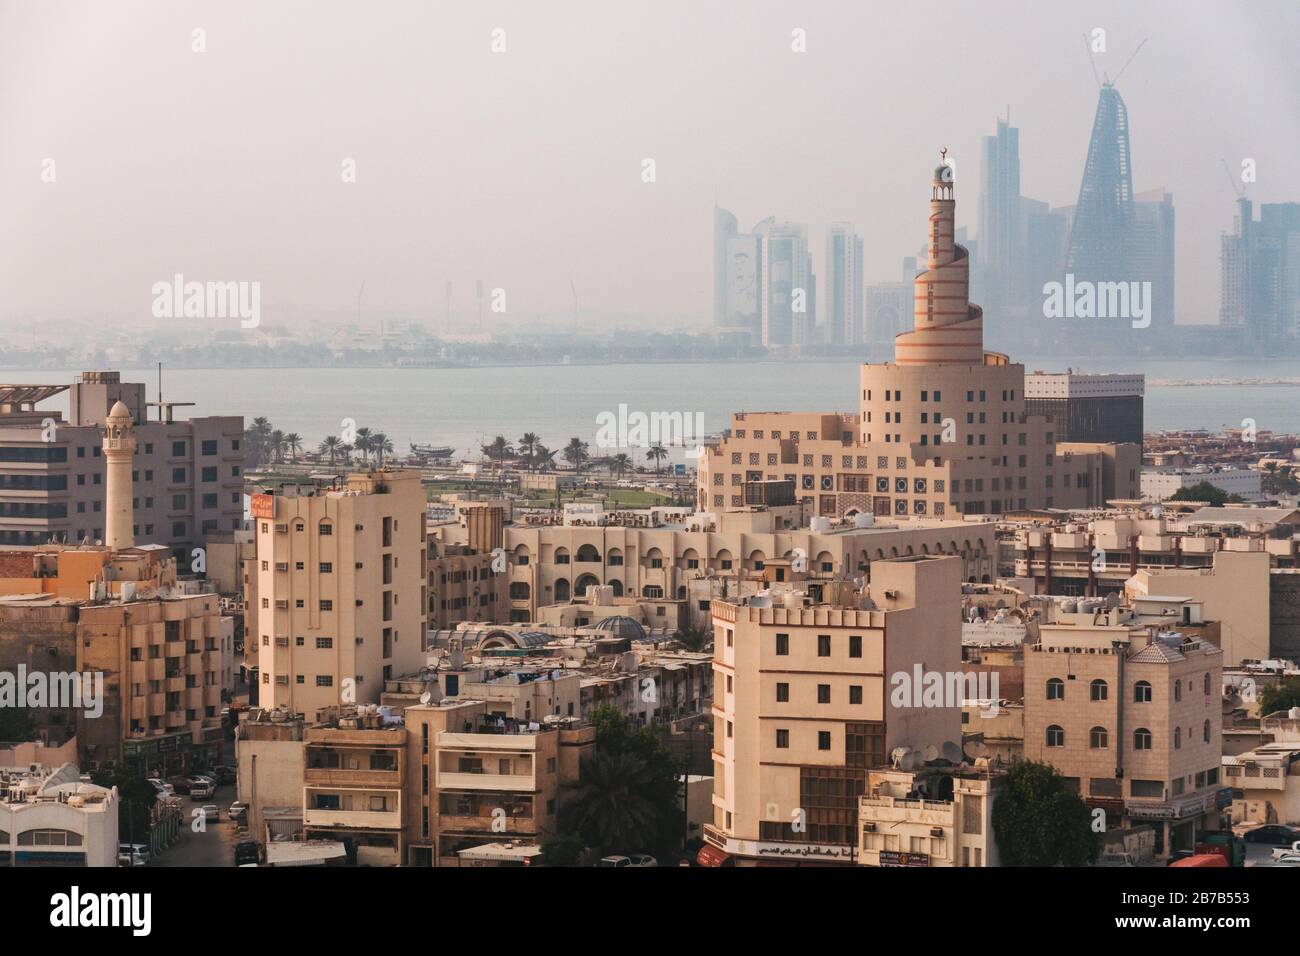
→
(862, 822, 876, 832)
(930, 827, 944, 838)
(274, 563, 288, 572)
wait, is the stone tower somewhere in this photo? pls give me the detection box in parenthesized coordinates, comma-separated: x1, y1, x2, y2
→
(103, 400, 136, 550)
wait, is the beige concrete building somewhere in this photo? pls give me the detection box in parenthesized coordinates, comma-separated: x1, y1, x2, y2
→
(1223, 709, 1300, 826)
(857, 766, 1003, 867)
(0, 763, 118, 867)
(705, 556, 964, 865)
(251, 469, 427, 715)
(402, 699, 593, 866)
(0, 372, 244, 553)
(1024, 606, 1226, 856)
(502, 505, 996, 625)
(0, 545, 232, 772)
(698, 160, 1138, 520)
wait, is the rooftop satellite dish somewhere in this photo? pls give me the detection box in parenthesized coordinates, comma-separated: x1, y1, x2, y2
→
(941, 741, 963, 764)
(963, 739, 990, 760)
(923, 744, 940, 762)
(419, 691, 432, 705)
(890, 746, 917, 771)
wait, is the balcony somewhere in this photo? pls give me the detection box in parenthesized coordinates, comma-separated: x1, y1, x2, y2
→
(436, 768, 537, 792)
(303, 807, 401, 830)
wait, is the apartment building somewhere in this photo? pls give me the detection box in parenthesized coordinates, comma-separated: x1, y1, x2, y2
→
(0, 545, 232, 771)
(502, 504, 996, 624)
(402, 699, 593, 866)
(0, 372, 243, 553)
(1023, 605, 1226, 856)
(302, 707, 407, 866)
(857, 765, 1003, 867)
(0, 763, 118, 867)
(251, 469, 427, 715)
(697, 159, 1139, 520)
(1223, 709, 1300, 826)
(705, 555, 964, 865)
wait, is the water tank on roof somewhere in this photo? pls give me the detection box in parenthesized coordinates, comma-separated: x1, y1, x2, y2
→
(853, 512, 874, 529)
(1060, 599, 1078, 614)
(810, 516, 831, 533)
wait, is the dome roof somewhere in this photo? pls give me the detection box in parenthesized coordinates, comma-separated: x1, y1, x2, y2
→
(592, 616, 647, 641)
(107, 400, 132, 421)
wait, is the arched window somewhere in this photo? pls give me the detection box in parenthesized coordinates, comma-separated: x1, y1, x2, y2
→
(1089, 726, 1109, 749)
(608, 579, 624, 597)
(554, 547, 570, 565)
(554, 578, 570, 602)
(1046, 725, 1065, 748)
(1134, 681, 1152, 703)
(576, 544, 601, 563)
(1046, 677, 1065, 701)
(17, 828, 82, 846)
(1133, 728, 1152, 751)
(1090, 679, 1108, 702)
(575, 574, 600, 597)
(318, 520, 333, 536)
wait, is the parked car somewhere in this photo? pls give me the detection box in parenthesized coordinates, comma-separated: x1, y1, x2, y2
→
(199, 804, 220, 822)
(1270, 840, 1300, 861)
(229, 801, 248, 824)
(117, 843, 150, 867)
(597, 854, 657, 868)
(166, 776, 193, 794)
(213, 766, 237, 785)
(189, 781, 215, 800)
(1243, 825, 1300, 845)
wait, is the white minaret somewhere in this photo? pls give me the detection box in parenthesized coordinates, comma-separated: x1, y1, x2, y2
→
(103, 400, 136, 550)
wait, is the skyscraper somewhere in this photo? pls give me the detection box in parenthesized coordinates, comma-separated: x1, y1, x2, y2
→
(1065, 84, 1134, 285)
(713, 206, 738, 326)
(758, 221, 810, 348)
(825, 222, 864, 345)
(1220, 199, 1300, 346)
(978, 117, 1024, 346)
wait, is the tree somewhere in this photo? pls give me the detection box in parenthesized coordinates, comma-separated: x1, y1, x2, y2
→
(354, 427, 373, 463)
(1259, 676, 1300, 715)
(672, 624, 710, 652)
(0, 706, 36, 742)
(318, 435, 343, 464)
(647, 443, 668, 474)
(991, 759, 1102, 866)
(532, 444, 557, 471)
(482, 435, 514, 462)
(371, 432, 394, 466)
(563, 707, 682, 859)
(268, 429, 286, 464)
(563, 437, 590, 473)
(92, 762, 158, 849)
(518, 432, 540, 469)
(540, 831, 588, 867)
(284, 432, 302, 462)
(1167, 482, 1244, 507)
(611, 453, 631, 479)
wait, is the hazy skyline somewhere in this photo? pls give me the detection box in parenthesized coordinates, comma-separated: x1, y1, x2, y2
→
(2, 0, 1297, 330)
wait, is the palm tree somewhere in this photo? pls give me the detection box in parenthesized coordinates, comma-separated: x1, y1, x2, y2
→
(564, 437, 589, 473)
(284, 433, 302, 462)
(269, 429, 286, 464)
(339, 443, 354, 464)
(318, 436, 343, 465)
(482, 435, 513, 461)
(672, 624, 710, 652)
(246, 417, 274, 467)
(532, 444, 557, 471)
(611, 453, 631, 479)
(354, 427, 373, 464)
(566, 751, 668, 856)
(371, 432, 394, 467)
(647, 443, 668, 474)
(518, 432, 540, 469)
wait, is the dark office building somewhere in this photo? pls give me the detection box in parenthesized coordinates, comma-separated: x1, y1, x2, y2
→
(1023, 372, 1144, 447)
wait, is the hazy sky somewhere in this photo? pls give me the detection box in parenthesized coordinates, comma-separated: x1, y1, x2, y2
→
(2, 0, 1297, 330)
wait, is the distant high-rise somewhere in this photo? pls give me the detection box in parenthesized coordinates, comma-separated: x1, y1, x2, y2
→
(825, 222, 864, 345)
(713, 206, 738, 326)
(1220, 199, 1300, 346)
(1065, 84, 1134, 284)
(978, 117, 1024, 345)
(758, 221, 809, 347)
(1131, 188, 1176, 336)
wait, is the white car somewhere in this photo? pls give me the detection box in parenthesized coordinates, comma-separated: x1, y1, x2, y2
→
(118, 843, 150, 867)
(199, 804, 220, 822)
(1270, 840, 1300, 861)
(598, 854, 657, 868)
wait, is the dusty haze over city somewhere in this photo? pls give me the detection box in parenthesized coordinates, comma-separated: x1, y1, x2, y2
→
(2, 0, 1298, 334)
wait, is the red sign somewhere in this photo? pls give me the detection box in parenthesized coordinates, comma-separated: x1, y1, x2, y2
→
(250, 494, 275, 519)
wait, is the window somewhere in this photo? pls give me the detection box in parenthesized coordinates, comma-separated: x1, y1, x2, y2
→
(1046, 725, 1065, 748)
(849, 685, 862, 705)
(849, 635, 862, 658)
(1174, 727, 1181, 749)
(1134, 681, 1152, 703)
(1046, 677, 1065, 700)
(776, 729, 789, 749)
(315, 637, 333, 649)
(775, 633, 789, 656)
(1090, 679, 1108, 702)
(319, 600, 333, 611)
(1204, 673, 1212, 696)
(817, 731, 831, 751)
(817, 634, 831, 657)
(1174, 681, 1182, 703)
(776, 682, 789, 703)
(202, 439, 218, 455)
(1203, 719, 1211, 743)
(1089, 726, 1108, 749)
(817, 684, 830, 704)
(315, 676, 334, 687)
(1133, 728, 1152, 751)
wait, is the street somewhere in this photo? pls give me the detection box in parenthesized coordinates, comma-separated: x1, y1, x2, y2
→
(150, 784, 244, 868)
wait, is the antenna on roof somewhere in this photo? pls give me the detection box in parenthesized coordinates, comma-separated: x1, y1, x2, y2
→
(1111, 38, 1148, 86)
